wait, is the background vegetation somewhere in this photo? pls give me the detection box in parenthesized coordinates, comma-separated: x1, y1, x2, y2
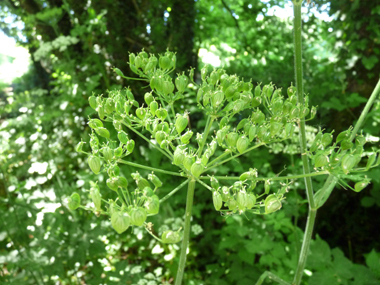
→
(1, 0, 380, 284)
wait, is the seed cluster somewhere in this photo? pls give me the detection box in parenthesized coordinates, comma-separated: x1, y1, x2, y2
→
(72, 49, 379, 239)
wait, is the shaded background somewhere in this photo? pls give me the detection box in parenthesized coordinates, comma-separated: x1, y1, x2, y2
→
(1, 0, 380, 284)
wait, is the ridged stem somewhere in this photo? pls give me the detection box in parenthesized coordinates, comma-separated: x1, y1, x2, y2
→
(292, 1, 317, 284)
(175, 179, 196, 285)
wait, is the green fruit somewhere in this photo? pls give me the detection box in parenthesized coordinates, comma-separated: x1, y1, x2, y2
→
(236, 135, 249, 153)
(88, 156, 101, 174)
(191, 161, 204, 177)
(116, 176, 128, 189)
(107, 178, 119, 191)
(365, 153, 377, 170)
(162, 80, 175, 95)
(354, 180, 370, 192)
(336, 130, 350, 143)
(111, 211, 130, 234)
(321, 133, 333, 148)
(211, 91, 224, 108)
(98, 104, 105, 120)
(144, 92, 154, 105)
(175, 74, 188, 93)
(227, 198, 238, 212)
(264, 194, 282, 214)
(212, 191, 223, 211)
(264, 181, 270, 194)
(130, 207, 147, 226)
(95, 127, 110, 139)
(245, 193, 256, 209)
(270, 121, 283, 137)
(148, 173, 163, 188)
(145, 195, 159, 215)
(356, 135, 366, 146)
(89, 96, 98, 109)
(210, 176, 219, 190)
(105, 98, 115, 114)
(90, 185, 101, 211)
(341, 154, 357, 174)
(102, 146, 113, 162)
(237, 119, 249, 131)
(341, 139, 353, 150)
(159, 55, 172, 70)
(118, 131, 129, 144)
(142, 186, 154, 197)
(88, 119, 103, 129)
(126, 140, 135, 153)
(219, 117, 229, 129)
(216, 129, 226, 145)
(76, 141, 85, 153)
(249, 125, 257, 142)
(173, 148, 185, 166)
(136, 107, 146, 120)
(175, 114, 188, 134)
(251, 110, 265, 124)
(155, 108, 168, 120)
(226, 132, 239, 148)
(181, 130, 193, 144)
(183, 155, 195, 171)
(137, 178, 150, 190)
(155, 131, 166, 145)
(67, 193, 81, 210)
(251, 96, 262, 107)
(314, 154, 329, 168)
(236, 191, 247, 210)
(150, 101, 158, 116)
(284, 123, 294, 138)
(254, 85, 261, 97)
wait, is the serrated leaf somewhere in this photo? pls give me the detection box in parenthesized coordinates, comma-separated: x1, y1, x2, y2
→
(366, 249, 380, 277)
(307, 236, 332, 270)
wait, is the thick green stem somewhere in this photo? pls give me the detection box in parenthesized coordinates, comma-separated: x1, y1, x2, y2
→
(293, 1, 315, 209)
(292, 1, 317, 284)
(293, 209, 317, 285)
(118, 159, 183, 177)
(175, 179, 196, 285)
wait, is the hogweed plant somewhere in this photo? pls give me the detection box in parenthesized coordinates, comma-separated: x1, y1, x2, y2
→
(70, 1, 380, 284)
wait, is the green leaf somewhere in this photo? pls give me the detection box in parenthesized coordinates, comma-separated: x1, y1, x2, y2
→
(366, 249, 380, 277)
(331, 248, 353, 279)
(307, 236, 332, 270)
(362, 55, 379, 70)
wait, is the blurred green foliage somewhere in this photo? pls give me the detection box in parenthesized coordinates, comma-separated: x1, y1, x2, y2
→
(0, 0, 379, 284)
